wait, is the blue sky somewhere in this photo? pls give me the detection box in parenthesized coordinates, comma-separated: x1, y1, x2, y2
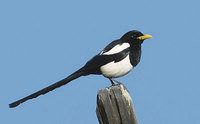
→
(1, 0, 200, 124)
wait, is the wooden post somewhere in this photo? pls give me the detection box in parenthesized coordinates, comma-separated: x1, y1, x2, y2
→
(96, 84, 138, 124)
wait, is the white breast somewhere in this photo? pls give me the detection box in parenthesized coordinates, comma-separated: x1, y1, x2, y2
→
(100, 55, 133, 78)
(101, 43, 130, 55)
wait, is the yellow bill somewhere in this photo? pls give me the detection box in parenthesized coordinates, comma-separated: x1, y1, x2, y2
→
(137, 34, 152, 40)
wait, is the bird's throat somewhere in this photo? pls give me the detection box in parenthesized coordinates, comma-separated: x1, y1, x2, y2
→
(130, 44, 141, 51)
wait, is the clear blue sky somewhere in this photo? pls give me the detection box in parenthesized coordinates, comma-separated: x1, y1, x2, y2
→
(1, 0, 200, 124)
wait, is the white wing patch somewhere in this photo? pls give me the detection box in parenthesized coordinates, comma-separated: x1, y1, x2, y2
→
(101, 43, 130, 55)
(100, 55, 133, 78)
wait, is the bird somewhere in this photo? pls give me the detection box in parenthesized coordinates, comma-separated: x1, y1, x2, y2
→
(9, 30, 152, 108)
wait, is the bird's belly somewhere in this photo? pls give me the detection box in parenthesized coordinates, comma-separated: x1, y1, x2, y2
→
(100, 55, 133, 78)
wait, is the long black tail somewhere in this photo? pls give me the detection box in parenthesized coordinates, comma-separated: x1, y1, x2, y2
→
(9, 69, 85, 108)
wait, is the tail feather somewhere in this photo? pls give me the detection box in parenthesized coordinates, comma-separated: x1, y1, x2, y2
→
(9, 69, 85, 108)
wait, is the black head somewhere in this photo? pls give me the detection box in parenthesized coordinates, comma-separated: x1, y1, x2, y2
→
(120, 30, 152, 44)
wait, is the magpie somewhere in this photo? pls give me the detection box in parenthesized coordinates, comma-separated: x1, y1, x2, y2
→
(9, 30, 152, 108)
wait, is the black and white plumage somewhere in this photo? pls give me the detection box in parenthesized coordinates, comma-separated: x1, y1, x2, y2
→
(9, 30, 152, 108)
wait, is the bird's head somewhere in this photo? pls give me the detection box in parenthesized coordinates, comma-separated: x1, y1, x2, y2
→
(120, 30, 152, 44)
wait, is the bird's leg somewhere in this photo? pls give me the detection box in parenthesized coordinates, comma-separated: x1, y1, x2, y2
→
(112, 79, 122, 85)
(109, 78, 115, 85)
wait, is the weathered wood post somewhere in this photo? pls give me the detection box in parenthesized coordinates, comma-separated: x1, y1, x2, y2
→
(96, 84, 138, 124)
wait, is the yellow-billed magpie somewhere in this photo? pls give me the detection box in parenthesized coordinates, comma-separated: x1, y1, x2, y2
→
(9, 30, 152, 108)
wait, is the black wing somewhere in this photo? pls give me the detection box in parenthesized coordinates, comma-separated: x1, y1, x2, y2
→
(83, 48, 130, 74)
(99, 39, 124, 54)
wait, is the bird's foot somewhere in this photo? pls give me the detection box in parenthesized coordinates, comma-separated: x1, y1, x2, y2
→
(112, 79, 122, 85)
(109, 78, 115, 85)
(109, 78, 122, 85)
